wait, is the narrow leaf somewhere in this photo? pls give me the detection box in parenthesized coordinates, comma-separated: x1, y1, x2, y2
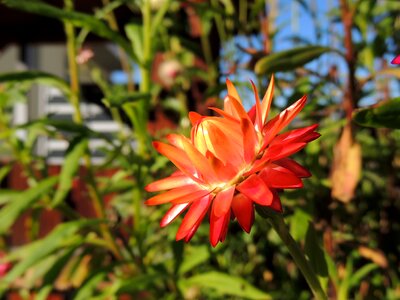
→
(255, 46, 331, 75)
(3, 0, 137, 62)
(0, 71, 71, 97)
(183, 271, 272, 300)
(353, 98, 400, 129)
(0, 176, 59, 234)
(52, 138, 88, 207)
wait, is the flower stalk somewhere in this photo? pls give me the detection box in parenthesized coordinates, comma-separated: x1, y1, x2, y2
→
(257, 206, 327, 300)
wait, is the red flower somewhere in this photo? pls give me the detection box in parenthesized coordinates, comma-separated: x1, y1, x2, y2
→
(391, 55, 400, 65)
(145, 77, 319, 246)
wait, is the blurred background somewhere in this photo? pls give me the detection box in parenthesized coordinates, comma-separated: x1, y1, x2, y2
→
(0, 0, 399, 299)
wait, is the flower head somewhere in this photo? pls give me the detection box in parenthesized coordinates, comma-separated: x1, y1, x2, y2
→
(391, 55, 400, 65)
(145, 77, 320, 246)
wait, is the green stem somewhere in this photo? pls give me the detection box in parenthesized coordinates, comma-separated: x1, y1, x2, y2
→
(258, 207, 327, 300)
(63, 0, 125, 263)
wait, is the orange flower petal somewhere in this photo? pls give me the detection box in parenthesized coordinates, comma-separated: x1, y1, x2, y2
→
(176, 195, 212, 241)
(146, 185, 207, 205)
(225, 78, 241, 104)
(241, 118, 258, 163)
(213, 186, 235, 217)
(208, 153, 237, 181)
(153, 141, 199, 182)
(236, 174, 273, 206)
(145, 174, 193, 192)
(208, 106, 240, 122)
(250, 80, 263, 132)
(189, 111, 203, 126)
(160, 203, 190, 227)
(231, 193, 254, 233)
(261, 75, 274, 125)
(176, 134, 219, 183)
(275, 95, 307, 133)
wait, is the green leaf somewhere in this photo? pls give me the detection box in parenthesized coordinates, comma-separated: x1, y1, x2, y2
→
(0, 190, 18, 205)
(178, 245, 210, 275)
(36, 247, 78, 300)
(182, 271, 272, 300)
(353, 98, 400, 129)
(254, 46, 332, 75)
(74, 272, 108, 300)
(103, 92, 151, 108)
(0, 165, 11, 182)
(0, 71, 71, 97)
(0, 220, 100, 292)
(52, 138, 88, 207)
(289, 209, 312, 241)
(304, 222, 328, 278)
(125, 23, 144, 63)
(2, 0, 137, 63)
(348, 263, 379, 288)
(0, 176, 59, 234)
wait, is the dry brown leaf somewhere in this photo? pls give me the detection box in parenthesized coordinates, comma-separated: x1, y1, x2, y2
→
(358, 246, 388, 268)
(331, 123, 362, 203)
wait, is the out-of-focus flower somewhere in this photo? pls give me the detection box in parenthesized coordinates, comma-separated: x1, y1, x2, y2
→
(157, 59, 183, 88)
(76, 47, 94, 65)
(391, 55, 400, 65)
(145, 78, 319, 246)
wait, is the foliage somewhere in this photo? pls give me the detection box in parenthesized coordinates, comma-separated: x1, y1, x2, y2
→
(0, 0, 399, 299)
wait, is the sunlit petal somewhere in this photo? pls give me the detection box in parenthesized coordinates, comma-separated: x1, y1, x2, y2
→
(146, 185, 208, 206)
(160, 203, 190, 227)
(176, 195, 212, 241)
(145, 174, 193, 192)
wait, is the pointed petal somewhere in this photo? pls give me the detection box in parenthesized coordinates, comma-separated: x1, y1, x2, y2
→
(177, 134, 219, 183)
(213, 186, 235, 217)
(171, 189, 212, 204)
(153, 141, 199, 182)
(196, 120, 243, 166)
(270, 190, 283, 212)
(271, 124, 319, 145)
(145, 174, 193, 192)
(189, 111, 203, 126)
(160, 203, 190, 227)
(176, 195, 212, 240)
(226, 95, 251, 121)
(267, 142, 306, 161)
(275, 158, 311, 178)
(236, 174, 273, 206)
(275, 95, 307, 133)
(259, 166, 303, 189)
(231, 194, 254, 233)
(145, 185, 208, 205)
(250, 80, 263, 132)
(210, 209, 231, 247)
(226, 78, 241, 103)
(209, 107, 240, 122)
(183, 218, 202, 242)
(241, 118, 258, 163)
(261, 75, 274, 125)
